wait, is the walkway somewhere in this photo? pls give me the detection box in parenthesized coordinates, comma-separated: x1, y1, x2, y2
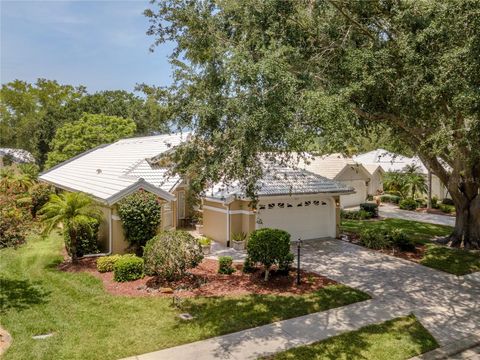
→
(379, 203, 455, 227)
(124, 239, 480, 360)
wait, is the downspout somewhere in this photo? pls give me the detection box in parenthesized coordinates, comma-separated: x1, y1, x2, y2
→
(227, 203, 231, 247)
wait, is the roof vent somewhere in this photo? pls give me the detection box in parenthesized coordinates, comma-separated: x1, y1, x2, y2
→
(96, 169, 102, 174)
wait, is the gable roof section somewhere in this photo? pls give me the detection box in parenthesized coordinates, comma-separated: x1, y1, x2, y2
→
(353, 149, 428, 173)
(297, 153, 371, 181)
(362, 163, 385, 176)
(40, 133, 188, 205)
(205, 160, 354, 201)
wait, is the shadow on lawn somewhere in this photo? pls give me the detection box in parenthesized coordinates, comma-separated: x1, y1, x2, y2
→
(0, 277, 50, 313)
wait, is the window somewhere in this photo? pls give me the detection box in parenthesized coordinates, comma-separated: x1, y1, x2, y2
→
(268, 203, 275, 209)
(321, 201, 327, 206)
(259, 204, 266, 210)
(313, 200, 320, 206)
(287, 203, 293, 208)
(304, 201, 311, 206)
(297, 202, 303, 207)
(277, 202, 285, 208)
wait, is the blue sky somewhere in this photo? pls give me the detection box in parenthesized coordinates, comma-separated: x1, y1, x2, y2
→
(1, 0, 174, 92)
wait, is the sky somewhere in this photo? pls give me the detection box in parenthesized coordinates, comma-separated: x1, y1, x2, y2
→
(1, 0, 174, 93)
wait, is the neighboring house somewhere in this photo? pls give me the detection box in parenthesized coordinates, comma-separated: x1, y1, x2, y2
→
(40, 133, 189, 254)
(40, 133, 355, 254)
(354, 149, 450, 200)
(297, 154, 371, 208)
(202, 160, 354, 245)
(0, 148, 35, 167)
(362, 164, 385, 195)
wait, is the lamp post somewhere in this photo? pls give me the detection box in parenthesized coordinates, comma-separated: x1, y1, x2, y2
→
(296, 238, 302, 285)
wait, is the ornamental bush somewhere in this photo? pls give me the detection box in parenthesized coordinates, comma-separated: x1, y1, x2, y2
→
(64, 218, 100, 258)
(143, 230, 203, 281)
(247, 228, 293, 281)
(359, 202, 379, 217)
(97, 254, 122, 272)
(113, 255, 144, 282)
(380, 194, 401, 204)
(341, 209, 373, 220)
(399, 198, 417, 210)
(117, 191, 162, 252)
(359, 229, 391, 250)
(388, 229, 415, 252)
(30, 183, 53, 218)
(218, 256, 235, 274)
(0, 194, 31, 249)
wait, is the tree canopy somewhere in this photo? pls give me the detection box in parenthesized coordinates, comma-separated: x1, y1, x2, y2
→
(45, 114, 136, 169)
(146, 0, 480, 247)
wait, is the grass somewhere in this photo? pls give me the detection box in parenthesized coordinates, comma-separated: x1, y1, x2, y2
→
(341, 218, 480, 275)
(264, 315, 438, 360)
(0, 233, 370, 360)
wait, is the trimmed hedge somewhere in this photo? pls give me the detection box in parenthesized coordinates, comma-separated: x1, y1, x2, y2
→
(380, 194, 401, 204)
(399, 198, 417, 210)
(359, 203, 379, 217)
(341, 209, 373, 220)
(113, 256, 144, 282)
(97, 254, 122, 272)
(360, 228, 415, 252)
(218, 256, 235, 274)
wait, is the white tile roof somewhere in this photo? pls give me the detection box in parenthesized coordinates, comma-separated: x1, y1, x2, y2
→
(297, 153, 370, 180)
(40, 133, 189, 204)
(0, 148, 35, 163)
(206, 159, 354, 200)
(353, 149, 428, 173)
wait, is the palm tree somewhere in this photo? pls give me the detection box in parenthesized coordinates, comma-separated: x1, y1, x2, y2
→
(403, 164, 427, 199)
(39, 192, 102, 263)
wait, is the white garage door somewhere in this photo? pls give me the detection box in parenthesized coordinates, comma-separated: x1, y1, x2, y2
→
(340, 180, 367, 208)
(256, 196, 335, 241)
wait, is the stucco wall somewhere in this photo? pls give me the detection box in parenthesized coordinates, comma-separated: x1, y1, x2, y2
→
(336, 166, 370, 181)
(368, 171, 384, 195)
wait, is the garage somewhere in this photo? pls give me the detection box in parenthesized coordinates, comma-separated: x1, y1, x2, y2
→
(340, 180, 367, 208)
(255, 196, 335, 240)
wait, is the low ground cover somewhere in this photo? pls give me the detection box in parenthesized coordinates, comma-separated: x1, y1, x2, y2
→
(264, 315, 438, 360)
(341, 218, 480, 275)
(0, 233, 369, 360)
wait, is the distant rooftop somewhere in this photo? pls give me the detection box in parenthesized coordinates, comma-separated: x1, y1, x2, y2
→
(0, 148, 35, 164)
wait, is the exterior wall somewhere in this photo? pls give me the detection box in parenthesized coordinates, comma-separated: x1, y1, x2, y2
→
(97, 205, 111, 252)
(202, 208, 228, 244)
(431, 174, 450, 200)
(367, 171, 384, 195)
(336, 166, 370, 181)
(111, 206, 130, 254)
(337, 167, 369, 208)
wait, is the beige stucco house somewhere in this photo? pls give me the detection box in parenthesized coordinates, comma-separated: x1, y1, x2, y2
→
(40, 134, 354, 254)
(362, 164, 385, 195)
(297, 154, 371, 208)
(202, 160, 354, 245)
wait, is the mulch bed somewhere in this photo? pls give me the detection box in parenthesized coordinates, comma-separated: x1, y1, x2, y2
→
(58, 258, 336, 298)
(416, 207, 455, 217)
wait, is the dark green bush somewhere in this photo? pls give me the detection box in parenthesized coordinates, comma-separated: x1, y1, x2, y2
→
(247, 228, 293, 281)
(113, 255, 144, 282)
(0, 196, 30, 248)
(431, 196, 439, 209)
(64, 218, 100, 258)
(399, 198, 417, 210)
(278, 252, 295, 274)
(439, 204, 454, 213)
(218, 256, 235, 274)
(380, 194, 401, 204)
(388, 229, 415, 252)
(442, 198, 454, 206)
(242, 256, 255, 273)
(143, 230, 203, 281)
(341, 209, 373, 220)
(359, 229, 391, 250)
(359, 202, 379, 217)
(117, 190, 162, 252)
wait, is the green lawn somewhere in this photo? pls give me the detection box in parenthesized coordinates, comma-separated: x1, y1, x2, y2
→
(264, 315, 438, 360)
(341, 219, 480, 275)
(0, 233, 369, 360)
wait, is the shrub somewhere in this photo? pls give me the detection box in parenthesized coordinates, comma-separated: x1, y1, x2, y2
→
(0, 193, 31, 249)
(117, 190, 162, 252)
(359, 202, 379, 217)
(113, 255, 144, 282)
(341, 209, 373, 220)
(359, 229, 391, 250)
(278, 252, 295, 274)
(384, 190, 402, 197)
(439, 204, 454, 213)
(242, 256, 255, 273)
(431, 196, 439, 209)
(198, 237, 212, 246)
(97, 254, 123, 272)
(442, 198, 454, 206)
(380, 194, 401, 204)
(29, 183, 53, 217)
(399, 198, 417, 210)
(64, 218, 100, 258)
(143, 230, 203, 281)
(247, 228, 293, 281)
(388, 229, 415, 252)
(218, 256, 235, 274)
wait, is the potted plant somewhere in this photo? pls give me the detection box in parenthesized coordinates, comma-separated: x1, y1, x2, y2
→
(198, 236, 212, 255)
(193, 211, 203, 234)
(231, 232, 247, 251)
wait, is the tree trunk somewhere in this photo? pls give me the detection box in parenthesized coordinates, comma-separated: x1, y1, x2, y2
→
(448, 192, 480, 249)
(69, 228, 78, 264)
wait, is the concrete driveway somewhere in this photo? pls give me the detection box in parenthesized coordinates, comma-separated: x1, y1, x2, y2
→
(300, 238, 480, 345)
(379, 203, 455, 227)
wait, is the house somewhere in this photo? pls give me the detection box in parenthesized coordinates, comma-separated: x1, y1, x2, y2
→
(353, 149, 450, 200)
(297, 154, 371, 208)
(0, 148, 35, 167)
(40, 133, 354, 254)
(362, 164, 385, 195)
(40, 133, 189, 254)
(202, 159, 354, 245)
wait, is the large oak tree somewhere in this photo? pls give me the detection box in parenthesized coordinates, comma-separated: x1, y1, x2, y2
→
(146, 0, 480, 248)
